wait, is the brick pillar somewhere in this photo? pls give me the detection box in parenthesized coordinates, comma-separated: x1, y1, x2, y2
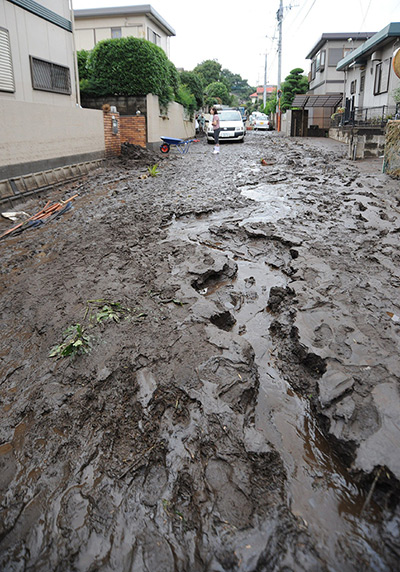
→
(120, 116, 147, 148)
(103, 109, 121, 157)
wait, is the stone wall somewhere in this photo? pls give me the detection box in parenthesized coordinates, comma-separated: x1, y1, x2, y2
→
(383, 120, 400, 177)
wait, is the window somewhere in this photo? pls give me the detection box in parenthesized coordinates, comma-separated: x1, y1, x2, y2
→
(320, 50, 326, 70)
(360, 74, 365, 93)
(374, 58, 391, 95)
(350, 80, 356, 94)
(111, 27, 121, 39)
(147, 28, 161, 46)
(0, 28, 15, 92)
(30, 56, 71, 94)
(311, 60, 316, 80)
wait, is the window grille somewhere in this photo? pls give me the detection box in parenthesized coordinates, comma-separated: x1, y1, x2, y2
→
(30, 56, 71, 94)
(0, 28, 15, 92)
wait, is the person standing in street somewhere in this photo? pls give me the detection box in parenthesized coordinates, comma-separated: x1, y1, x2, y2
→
(211, 107, 220, 154)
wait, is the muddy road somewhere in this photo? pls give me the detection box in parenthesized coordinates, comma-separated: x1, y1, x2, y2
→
(0, 131, 399, 571)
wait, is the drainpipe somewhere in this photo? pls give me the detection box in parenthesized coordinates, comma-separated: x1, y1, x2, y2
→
(69, 0, 81, 107)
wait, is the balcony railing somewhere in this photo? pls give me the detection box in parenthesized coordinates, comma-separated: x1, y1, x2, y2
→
(331, 105, 399, 128)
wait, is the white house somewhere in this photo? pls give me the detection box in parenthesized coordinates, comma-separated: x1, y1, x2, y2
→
(73, 5, 176, 58)
(0, 0, 105, 181)
(336, 22, 400, 122)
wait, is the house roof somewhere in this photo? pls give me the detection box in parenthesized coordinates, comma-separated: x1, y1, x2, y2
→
(306, 32, 375, 59)
(292, 93, 343, 108)
(250, 86, 276, 97)
(336, 22, 400, 70)
(74, 4, 176, 36)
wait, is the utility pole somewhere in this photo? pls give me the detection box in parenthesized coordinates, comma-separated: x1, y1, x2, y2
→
(277, 0, 283, 92)
(263, 53, 267, 108)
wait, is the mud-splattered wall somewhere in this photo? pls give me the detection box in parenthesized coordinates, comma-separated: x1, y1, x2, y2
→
(384, 121, 400, 177)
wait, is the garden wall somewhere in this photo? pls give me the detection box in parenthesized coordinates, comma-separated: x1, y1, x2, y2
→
(383, 120, 400, 177)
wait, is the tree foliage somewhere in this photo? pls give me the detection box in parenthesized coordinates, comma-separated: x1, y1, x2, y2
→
(281, 68, 308, 111)
(77, 49, 90, 81)
(193, 60, 222, 87)
(81, 37, 177, 106)
(221, 68, 254, 99)
(205, 81, 231, 106)
(179, 71, 204, 108)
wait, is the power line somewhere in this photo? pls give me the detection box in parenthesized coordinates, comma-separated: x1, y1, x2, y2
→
(358, 0, 373, 31)
(296, 0, 318, 29)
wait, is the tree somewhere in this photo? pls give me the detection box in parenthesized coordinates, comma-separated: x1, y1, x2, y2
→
(193, 60, 222, 87)
(281, 68, 308, 111)
(179, 71, 204, 108)
(205, 81, 231, 106)
(221, 69, 254, 100)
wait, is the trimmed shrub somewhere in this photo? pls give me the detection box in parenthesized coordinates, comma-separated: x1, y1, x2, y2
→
(83, 37, 175, 106)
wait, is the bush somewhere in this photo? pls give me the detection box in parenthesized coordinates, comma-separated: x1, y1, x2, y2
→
(82, 37, 175, 106)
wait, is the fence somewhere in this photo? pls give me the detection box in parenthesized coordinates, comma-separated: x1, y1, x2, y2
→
(331, 104, 399, 128)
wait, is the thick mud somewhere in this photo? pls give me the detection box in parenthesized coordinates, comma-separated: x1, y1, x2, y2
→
(0, 132, 399, 571)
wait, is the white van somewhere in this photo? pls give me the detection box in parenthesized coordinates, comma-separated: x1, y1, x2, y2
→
(207, 109, 245, 143)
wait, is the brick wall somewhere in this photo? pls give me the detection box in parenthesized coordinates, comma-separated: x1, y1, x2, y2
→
(120, 116, 146, 148)
(103, 110, 121, 158)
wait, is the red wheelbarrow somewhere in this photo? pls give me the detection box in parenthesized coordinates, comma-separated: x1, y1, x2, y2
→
(160, 136, 199, 155)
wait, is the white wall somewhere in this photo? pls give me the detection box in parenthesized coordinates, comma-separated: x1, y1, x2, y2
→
(0, 100, 105, 172)
(146, 94, 195, 145)
(74, 14, 170, 56)
(1, 0, 78, 106)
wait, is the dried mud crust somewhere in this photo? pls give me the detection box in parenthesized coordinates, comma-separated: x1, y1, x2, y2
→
(0, 135, 399, 570)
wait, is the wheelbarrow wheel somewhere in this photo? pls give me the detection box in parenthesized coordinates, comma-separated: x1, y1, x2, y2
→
(160, 143, 170, 154)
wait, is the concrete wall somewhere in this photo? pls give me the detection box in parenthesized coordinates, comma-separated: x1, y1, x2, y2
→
(0, 100, 105, 179)
(329, 126, 386, 159)
(146, 94, 195, 148)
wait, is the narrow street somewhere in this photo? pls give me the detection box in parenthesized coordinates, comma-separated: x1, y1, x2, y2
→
(0, 131, 399, 571)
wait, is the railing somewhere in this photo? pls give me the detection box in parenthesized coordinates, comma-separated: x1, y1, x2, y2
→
(331, 105, 399, 128)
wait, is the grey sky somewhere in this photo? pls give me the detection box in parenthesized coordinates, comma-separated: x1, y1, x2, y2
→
(72, 0, 400, 87)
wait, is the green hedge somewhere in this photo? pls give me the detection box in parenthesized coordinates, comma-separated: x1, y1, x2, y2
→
(81, 37, 176, 106)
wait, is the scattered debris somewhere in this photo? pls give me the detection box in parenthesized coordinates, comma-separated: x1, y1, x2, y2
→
(0, 195, 78, 240)
(1, 211, 30, 221)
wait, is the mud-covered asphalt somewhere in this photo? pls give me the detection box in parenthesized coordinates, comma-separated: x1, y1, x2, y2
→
(0, 131, 399, 571)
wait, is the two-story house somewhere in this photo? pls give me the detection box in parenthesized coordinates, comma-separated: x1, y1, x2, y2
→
(303, 32, 375, 129)
(336, 22, 400, 123)
(0, 0, 104, 185)
(73, 5, 176, 58)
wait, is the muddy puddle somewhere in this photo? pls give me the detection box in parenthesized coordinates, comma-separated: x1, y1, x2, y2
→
(167, 204, 394, 571)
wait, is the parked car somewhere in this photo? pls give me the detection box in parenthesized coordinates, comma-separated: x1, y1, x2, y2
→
(207, 109, 246, 143)
(252, 113, 273, 131)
